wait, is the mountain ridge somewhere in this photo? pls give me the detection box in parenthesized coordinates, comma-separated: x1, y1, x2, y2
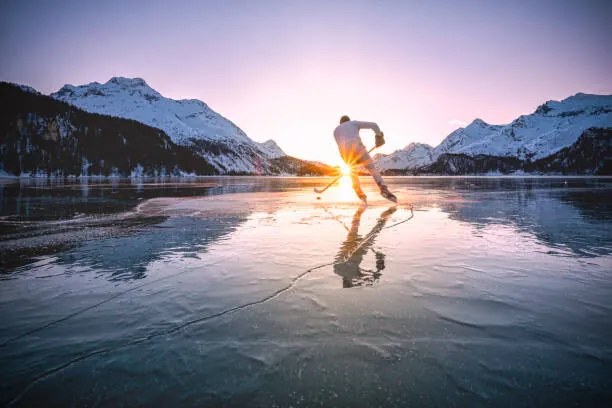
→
(0, 82, 336, 178)
(376, 92, 612, 174)
(0, 82, 218, 177)
(5, 79, 609, 176)
(51, 77, 286, 174)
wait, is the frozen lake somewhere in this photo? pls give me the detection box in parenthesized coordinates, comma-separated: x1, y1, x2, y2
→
(1, 176, 611, 406)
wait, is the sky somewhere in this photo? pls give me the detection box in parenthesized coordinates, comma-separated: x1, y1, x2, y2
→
(1, 0, 611, 164)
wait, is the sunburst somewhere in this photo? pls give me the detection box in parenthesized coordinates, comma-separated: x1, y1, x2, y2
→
(339, 163, 352, 176)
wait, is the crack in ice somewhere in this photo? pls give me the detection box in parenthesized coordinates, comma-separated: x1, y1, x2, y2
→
(6, 207, 415, 406)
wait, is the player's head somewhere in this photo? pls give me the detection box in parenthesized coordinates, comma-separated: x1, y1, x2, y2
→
(339, 115, 350, 124)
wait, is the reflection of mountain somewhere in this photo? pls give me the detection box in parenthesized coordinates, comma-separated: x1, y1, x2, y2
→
(56, 214, 248, 280)
(439, 179, 612, 257)
(0, 179, 250, 272)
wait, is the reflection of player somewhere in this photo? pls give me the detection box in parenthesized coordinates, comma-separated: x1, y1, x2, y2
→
(333, 115, 397, 204)
(333, 206, 397, 288)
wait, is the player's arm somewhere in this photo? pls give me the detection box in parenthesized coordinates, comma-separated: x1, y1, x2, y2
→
(354, 121, 385, 146)
(354, 121, 382, 135)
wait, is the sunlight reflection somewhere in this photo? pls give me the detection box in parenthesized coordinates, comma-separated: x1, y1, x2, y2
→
(336, 175, 357, 201)
(313, 175, 385, 203)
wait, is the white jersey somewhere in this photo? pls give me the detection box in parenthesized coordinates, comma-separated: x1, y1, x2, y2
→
(333, 120, 381, 154)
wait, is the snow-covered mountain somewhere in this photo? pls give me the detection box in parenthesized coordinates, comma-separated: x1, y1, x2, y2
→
(376, 93, 612, 172)
(256, 139, 285, 159)
(419, 128, 611, 175)
(434, 93, 611, 160)
(375, 142, 434, 172)
(51, 77, 286, 173)
(16, 84, 40, 95)
(0, 82, 218, 177)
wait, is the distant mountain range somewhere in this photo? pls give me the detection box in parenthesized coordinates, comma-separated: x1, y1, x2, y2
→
(376, 93, 612, 175)
(1, 76, 610, 177)
(0, 80, 336, 177)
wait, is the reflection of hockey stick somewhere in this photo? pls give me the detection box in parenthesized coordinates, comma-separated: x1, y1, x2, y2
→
(314, 146, 377, 194)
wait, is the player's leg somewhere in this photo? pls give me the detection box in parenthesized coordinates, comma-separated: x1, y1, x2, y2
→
(350, 167, 367, 203)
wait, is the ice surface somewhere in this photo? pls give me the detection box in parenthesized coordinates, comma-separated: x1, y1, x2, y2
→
(1, 177, 611, 406)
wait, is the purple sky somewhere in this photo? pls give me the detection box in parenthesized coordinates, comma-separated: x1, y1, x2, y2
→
(1, 0, 611, 164)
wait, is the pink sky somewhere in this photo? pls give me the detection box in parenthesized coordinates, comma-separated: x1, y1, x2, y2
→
(1, 0, 610, 164)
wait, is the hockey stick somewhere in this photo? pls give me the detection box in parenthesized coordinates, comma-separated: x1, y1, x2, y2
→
(314, 146, 377, 194)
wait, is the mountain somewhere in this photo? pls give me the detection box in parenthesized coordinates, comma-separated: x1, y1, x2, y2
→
(417, 127, 611, 175)
(51, 77, 286, 174)
(434, 93, 611, 160)
(257, 139, 285, 159)
(376, 93, 612, 174)
(375, 142, 434, 174)
(527, 127, 611, 174)
(0, 82, 217, 177)
(268, 156, 340, 176)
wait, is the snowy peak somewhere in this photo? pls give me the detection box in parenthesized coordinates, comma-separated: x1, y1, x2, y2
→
(433, 120, 501, 158)
(375, 92, 612, 172)
(107, 76, 150, 88)
(54, 77, 162, 102)
(534, 93, 611, 117)
(51, 76, 244, 147)
(50, 77, 291, 173)
(0, 81, 219, 177)
(433, 93, 612, 161)
(3, 82, 40, 95)
(462, 118, 502, 133)
(375, 142, 434, 171)
(469, 118, 489, 127)
(257, 139, 285, 158)
(403, 142, 434, 151)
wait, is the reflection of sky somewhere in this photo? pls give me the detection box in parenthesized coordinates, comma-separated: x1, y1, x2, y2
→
(443, 188, 612, 257)
(4, 177, 611, 277)
(1, 1, 611, 164)
(59, 180, 610, 285)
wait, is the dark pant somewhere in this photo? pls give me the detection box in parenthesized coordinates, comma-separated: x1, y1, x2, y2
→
(341, 146, 386, 198)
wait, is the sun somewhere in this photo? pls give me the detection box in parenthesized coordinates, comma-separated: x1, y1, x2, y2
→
(339, 163, 352, 176)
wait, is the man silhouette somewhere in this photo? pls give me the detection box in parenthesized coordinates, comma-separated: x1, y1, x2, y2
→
(333, 115, 397, 204)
